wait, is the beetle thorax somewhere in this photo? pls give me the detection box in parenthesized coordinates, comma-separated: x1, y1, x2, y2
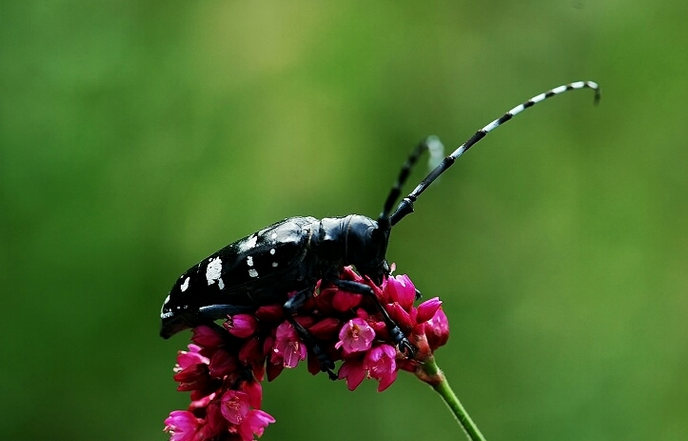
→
(318, 214, 390, 284)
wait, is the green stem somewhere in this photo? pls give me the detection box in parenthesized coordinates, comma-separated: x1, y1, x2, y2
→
(421, 356, 487, 441)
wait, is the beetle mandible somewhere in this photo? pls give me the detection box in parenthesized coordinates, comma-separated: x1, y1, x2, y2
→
(160, 81, 599, 374)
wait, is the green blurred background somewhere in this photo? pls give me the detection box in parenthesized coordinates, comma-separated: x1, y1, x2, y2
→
(2, 1, 686, 440)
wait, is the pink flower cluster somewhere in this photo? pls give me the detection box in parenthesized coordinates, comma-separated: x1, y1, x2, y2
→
(163, 342, 274, 441)
(164, 267, 449, 441)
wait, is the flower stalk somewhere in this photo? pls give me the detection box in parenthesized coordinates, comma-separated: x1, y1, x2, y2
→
(418, 355, 487, 441)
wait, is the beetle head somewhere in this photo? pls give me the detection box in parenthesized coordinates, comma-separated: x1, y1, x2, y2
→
(160, 278, 197, 339)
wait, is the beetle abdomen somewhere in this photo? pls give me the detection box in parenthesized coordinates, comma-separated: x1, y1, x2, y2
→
(161, 216, 319, 322)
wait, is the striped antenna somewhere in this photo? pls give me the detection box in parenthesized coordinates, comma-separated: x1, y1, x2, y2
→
(377, 136, 444, 231)
(389, 80, 600, 226)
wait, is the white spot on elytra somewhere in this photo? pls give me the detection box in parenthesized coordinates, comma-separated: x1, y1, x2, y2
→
(161, 295, 171, 317)
(248, 268, 259, 278)
(180, 277, 190, 292)
(246, 256, 254, 267)
(219, 278, 225, 290)
(206, 257, 223, 286)
(246, 234, 258, 248)
(269, 248, 275, 255)
(272, 262, 278, 268)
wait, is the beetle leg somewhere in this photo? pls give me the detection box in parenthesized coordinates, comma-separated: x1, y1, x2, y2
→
(283, 287, 338, 380)
(331, 279, 416, 358)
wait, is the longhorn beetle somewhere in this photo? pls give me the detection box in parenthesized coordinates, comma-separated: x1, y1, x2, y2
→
(160, 81, 600, 376)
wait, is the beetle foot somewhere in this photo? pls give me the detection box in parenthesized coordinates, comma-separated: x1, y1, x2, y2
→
(388, 325, 416, 358)
(323, 362, 338, 381)
(311, 345, 337, 380)
(399, 337, 416, 358)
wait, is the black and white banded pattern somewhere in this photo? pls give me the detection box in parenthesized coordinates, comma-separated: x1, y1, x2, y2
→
(378, 135, 444, 230)
(388, 80, 600, 225)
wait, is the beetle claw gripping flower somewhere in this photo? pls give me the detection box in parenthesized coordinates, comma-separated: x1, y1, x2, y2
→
(164, 266, 449, 441)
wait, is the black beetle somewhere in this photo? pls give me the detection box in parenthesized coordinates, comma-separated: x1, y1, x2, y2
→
(160, 81, 599, 373)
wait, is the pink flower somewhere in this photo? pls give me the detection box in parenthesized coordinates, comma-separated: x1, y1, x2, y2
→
(384, 274, 416, 310)
(254, 304, 284, 322)
(238, 337, 264, 366)
(424, 307, 450, 349)
(218, 389, 276, 441)
(308, 317, 341, 340)
(364, 344, 398, 392)
(332, 289, 363, 311)
(220, 390, 251, 425)
(208, 349, 239, 378)
(385, 301, 414, 330)
(173, 363, 211, 393)
(240, 380, 263, 409)
(417, 297, 442, 323)
(164, 410, 202, 441)
(192, 326, 225, 349)
(175, 344, 209, 372)
(334, 318, 375, 354)
(236, 410, 276, 441)
(270, 322, 307, 368)
(338, 356, 367, 391)
(203, 399, 226, 439)
(224, 314, 258, 338)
